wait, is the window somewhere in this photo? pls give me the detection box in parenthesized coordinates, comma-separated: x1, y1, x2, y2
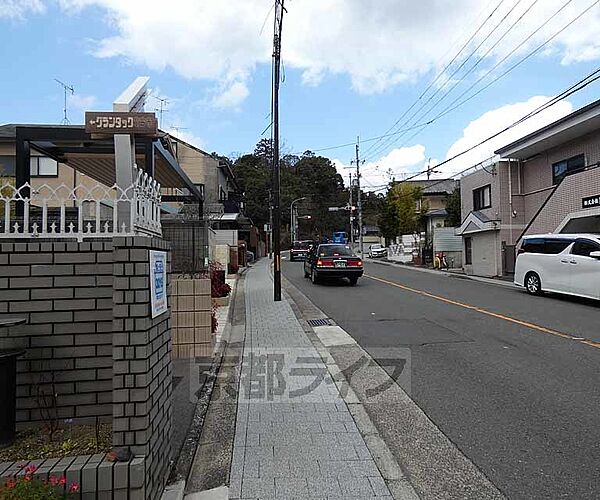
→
(544, 239, 573, 255)
(30, 157, 58, 177)
(0, 156, 16, 176)
(552, 154, 584, 184)
(464, 237, 472, 265)
(571, 239, 600, 257)
(521, 237, 574, 254)
(473, 185, 491, 211)
(319, 245, 353, 257)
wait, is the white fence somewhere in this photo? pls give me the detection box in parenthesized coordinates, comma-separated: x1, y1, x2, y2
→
(0, 166, 161, 241)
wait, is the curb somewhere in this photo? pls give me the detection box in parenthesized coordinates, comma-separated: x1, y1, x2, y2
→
(282, 277, 420, 500)
(282, 275, 505, 500)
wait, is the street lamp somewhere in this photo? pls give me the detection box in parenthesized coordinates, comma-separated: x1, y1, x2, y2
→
(290, 197, 306, 242)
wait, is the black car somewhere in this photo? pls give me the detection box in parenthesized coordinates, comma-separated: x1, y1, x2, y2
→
(290, 240, 313, 261)
(303, 244, 363, 286)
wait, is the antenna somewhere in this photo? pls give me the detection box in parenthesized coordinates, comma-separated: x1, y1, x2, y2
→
(55, 78, 74, 125)
(169, 125, 188, 136)
(153, 96, 169, 128)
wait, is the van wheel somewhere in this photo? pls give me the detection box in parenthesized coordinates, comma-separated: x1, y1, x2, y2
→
(525, 272, 543, 296)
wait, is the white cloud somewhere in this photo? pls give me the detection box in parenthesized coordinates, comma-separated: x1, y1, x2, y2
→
(168, 128, 206, 150)
(334, 144, 426, 191)
(334, 96, 574, 192)
(0, 0, 45, 19)
(69, 93, 98, 111)
(440, 96, 573, 176)
(210, 81, 250, 109)
(48, 0, 600, 102)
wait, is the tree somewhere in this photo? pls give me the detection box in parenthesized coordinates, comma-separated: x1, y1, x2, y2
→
(445, 187, 462, 227)
(379, 183, 427, 242)
(230, 140, 349, 244)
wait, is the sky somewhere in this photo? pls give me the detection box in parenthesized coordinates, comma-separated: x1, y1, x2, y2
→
(2, 0, 600, 191)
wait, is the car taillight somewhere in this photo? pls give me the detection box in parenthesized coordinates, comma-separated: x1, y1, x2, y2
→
(347, 259, 362, 267)
(317, 259, 333, 267)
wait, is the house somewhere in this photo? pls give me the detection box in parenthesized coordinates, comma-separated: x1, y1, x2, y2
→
(458, 98, 600, 277)
(0, 123, 201, 226)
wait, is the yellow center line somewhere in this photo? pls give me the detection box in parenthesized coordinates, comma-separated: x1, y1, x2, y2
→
(365, 274, 600, 350)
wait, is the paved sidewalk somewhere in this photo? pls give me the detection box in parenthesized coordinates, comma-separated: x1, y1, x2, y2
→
(230, 259, 392, 499)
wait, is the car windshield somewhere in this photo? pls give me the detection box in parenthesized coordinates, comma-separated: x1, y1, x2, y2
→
(319, 245, 353, 257)
(372, 244, 383, 249)
(293, 241, 312, 249)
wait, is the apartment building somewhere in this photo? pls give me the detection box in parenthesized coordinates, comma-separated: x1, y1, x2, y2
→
(458, 99, 600, 277)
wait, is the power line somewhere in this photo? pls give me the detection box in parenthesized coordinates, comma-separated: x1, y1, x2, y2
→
(369, 0, 588, 163)
(363, 66, 600, 192)
(362, 0, 508, 159)
(304, 0, 591, 165)
(365, 0, 533, 161)
(430, 0, 593, 122)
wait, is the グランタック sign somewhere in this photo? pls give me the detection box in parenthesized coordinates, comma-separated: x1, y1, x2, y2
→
(85, 111, 158, 135)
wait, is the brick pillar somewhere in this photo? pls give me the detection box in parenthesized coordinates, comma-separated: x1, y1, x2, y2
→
(112, 236, 172, 500)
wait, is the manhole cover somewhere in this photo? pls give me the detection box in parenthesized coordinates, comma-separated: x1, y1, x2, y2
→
(307, 318, 332, 327)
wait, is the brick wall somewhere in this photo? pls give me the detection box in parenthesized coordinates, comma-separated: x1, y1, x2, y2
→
(0, 240, 114, 426)
(112, 236, 172, 500)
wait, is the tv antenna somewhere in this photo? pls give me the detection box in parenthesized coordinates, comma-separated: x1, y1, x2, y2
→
(55, 78, 74, 125)
(169, 125, 188, 136)
(152, 96, 169, 128)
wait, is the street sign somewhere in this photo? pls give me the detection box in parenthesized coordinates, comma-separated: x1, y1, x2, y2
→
(85, 111, 158, 135)
(582, 194, 600, 209)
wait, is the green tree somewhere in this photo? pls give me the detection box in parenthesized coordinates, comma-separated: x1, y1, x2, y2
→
(379, 183, 427, 242)
(445, 187, 462, 227)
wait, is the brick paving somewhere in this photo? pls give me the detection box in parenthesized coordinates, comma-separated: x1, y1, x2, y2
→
(230, 259, 391, 499)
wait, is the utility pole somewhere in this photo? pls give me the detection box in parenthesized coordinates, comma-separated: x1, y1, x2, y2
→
(348, 172, 354, 247)
(272, 0, 285, 301)
(353, 138, 364, 258)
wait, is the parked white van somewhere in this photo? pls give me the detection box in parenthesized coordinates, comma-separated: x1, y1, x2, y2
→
(514, 234, 600, 300)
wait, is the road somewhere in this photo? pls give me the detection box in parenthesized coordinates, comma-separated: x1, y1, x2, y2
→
(282, 256, 600, 500)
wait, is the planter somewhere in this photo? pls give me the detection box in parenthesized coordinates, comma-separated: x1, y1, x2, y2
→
(213, 295, 230, 307)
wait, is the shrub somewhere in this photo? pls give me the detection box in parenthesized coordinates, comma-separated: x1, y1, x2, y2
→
(0, 465, 79, 500)
(205, 261, 231, 298)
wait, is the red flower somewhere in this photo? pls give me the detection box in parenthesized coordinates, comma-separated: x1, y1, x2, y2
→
(49, 476, 59, 485)
(23, 475, 32, 482)
(58, 476, 67, 485)
(5, 478, 16, 489)
(24, 464, 38, 474)
(69, 482, 80, 493)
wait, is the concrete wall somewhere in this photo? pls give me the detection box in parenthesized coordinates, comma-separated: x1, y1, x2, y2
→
(0, 240, 114, 426)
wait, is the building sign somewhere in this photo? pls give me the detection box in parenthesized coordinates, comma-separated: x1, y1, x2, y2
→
(582, 195, 600, 209)
(85, 112, 158, 135)
(150, 250, 167, 318)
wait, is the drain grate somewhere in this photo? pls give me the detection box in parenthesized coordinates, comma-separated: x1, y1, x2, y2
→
(307, 318, 332, 327)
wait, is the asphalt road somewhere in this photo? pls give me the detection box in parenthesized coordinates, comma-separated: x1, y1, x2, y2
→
(282, 256, 600, 500)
